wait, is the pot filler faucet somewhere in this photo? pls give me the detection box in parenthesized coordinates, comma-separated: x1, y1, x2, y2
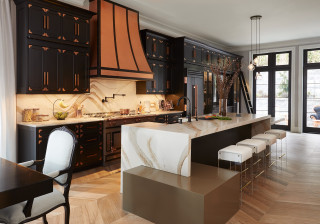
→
(102, 94, 126, 103)
(177, 96, 192, 122)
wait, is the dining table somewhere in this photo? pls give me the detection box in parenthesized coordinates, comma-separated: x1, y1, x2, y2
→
(0, 157, 53, 217)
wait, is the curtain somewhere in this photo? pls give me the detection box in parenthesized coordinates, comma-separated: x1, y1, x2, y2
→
(0, 0, 17, 161)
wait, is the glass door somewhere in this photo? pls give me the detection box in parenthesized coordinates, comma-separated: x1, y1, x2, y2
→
(303, 49, 320, 133)
(253, 52, 291, 130)
(255, 71, 269, 116)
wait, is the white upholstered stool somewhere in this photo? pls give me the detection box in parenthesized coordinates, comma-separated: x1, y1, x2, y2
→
(252, 134, 277, 169)
(265, 129, 287, 162)
(218, 145, 253, 202)
(237, 139, 267, 180)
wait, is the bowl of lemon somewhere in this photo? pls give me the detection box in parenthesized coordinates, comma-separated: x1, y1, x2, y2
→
(53, 99, 69, 120)
(54, 112, 69, 120)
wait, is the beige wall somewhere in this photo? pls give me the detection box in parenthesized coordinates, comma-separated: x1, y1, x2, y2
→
(17, 78, 165, 122)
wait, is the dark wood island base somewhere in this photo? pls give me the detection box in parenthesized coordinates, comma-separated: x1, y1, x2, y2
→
(123, 163, 240, 224)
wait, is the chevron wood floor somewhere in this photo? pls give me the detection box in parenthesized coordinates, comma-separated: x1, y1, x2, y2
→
(29, 132, 320, 224)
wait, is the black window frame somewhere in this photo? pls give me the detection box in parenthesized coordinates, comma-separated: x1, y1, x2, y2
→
(303, 48, 320, 133)
(253, 51, 292, 130)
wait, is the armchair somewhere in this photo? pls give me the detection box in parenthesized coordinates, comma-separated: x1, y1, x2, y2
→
(0, 126, 78, 224)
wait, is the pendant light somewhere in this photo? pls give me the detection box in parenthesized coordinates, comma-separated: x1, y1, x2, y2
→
(248, 15, 262, 74)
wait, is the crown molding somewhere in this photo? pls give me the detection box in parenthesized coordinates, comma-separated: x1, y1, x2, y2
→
(228, 36, 320, 53)
(139, 15, 228, 50)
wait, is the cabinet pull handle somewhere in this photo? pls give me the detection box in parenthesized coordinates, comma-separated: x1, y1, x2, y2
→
(47, 15, 49, 29)
(43, 72, 46, 86)
(153, 80, 156, 89)
(153, 42, 156, 52)
(74, 74, 77, 86)
(193, 49, 196, 58)
(43, 15, 46, 29)
(47, 72, 49, 86)
(78, 24, 80, 36)
(74, 23, 77, 35)
(77, 74, 80, 86)
(166, 46, 170, 56)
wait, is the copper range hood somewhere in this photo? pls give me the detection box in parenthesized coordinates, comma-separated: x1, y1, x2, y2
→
(89, 0, 153, 80)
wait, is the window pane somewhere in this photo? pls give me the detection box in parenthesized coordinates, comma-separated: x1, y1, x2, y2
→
(276, 53, 289, 65)
(256, 72, 269, 115)
(306, 69, 320, 128)
(275, 71, 289, 125)
(255, 55, 268, 67)
(307, 50, 320, 63)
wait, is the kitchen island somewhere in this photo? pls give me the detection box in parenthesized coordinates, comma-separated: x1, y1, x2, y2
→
(121, 113, 271, 178)
(122, 113, 271, 223)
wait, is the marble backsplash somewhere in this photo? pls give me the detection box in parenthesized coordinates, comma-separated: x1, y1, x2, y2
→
(16, 78, 165, 122)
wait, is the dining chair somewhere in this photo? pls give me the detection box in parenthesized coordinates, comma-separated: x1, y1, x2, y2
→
(0, 126, 78, 224)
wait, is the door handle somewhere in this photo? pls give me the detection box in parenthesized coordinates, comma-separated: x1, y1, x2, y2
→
(77, 74, 80, 86)
(47, 72, 49, 86)
(74, 74, 77, 87)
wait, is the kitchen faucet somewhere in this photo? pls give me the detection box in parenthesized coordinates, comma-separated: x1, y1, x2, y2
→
(177, 96, 192, 122)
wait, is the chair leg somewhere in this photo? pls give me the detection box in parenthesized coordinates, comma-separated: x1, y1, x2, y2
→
(64, 203, 70, 224)
(42, 215, 48, 224)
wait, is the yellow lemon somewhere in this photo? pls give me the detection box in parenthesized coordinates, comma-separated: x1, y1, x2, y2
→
(59, 100, 68, 108)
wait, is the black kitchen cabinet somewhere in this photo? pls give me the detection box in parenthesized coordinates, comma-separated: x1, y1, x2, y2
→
(184, 42, 202, 64)
(74, 50, 90, 92)
(28, 44, 59, 93)
(18, 121, 103, 172)
(137, 30, 173, 94)
(143, 31, 171, 61)
(59, 49, 75, 92)
(28, 5, 61, 40)
(14, 0, 94, 94)
(137, 60, 168, 94)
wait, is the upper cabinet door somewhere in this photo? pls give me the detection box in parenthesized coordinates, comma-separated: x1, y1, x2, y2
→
(61, 14, 76, 42)
(74, 51, 89, 92)
(43, 47, 59, 92)
(28, 45, 45, 92)
(76, 18, 90, 45)
(59, 49, 75, 92)
(28, 5, 45, 37)
(45, 10, 61, 39)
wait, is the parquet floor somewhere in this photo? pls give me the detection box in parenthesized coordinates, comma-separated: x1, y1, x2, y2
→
(30, 132, 320, 224)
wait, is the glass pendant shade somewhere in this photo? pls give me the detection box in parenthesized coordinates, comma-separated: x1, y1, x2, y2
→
(248, 62, 255, 71)
(253, 57, 259, 65)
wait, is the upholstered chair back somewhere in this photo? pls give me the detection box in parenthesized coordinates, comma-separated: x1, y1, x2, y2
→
(42, 127, 77, 185)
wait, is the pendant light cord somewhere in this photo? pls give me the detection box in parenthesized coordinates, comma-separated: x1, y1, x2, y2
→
(251, 18, 253, 61)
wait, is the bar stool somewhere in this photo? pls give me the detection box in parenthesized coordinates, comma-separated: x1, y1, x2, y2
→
(265, 129, 287, 163)
(237, 139, 267, 181)
(218, 145, 253, 203)
(252, 134, 277, 170)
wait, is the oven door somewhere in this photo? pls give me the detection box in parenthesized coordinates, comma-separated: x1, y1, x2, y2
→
(103, 126, 121, 165)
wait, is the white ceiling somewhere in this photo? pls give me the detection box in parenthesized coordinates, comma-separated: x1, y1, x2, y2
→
(114, 0, 320, 48)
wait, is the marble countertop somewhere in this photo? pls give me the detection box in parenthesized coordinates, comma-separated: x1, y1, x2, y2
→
(124, 113, 271, 139)
(17, 111, 183, 127)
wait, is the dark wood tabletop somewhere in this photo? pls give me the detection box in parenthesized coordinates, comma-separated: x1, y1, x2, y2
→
(0, 158, 53, 210)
